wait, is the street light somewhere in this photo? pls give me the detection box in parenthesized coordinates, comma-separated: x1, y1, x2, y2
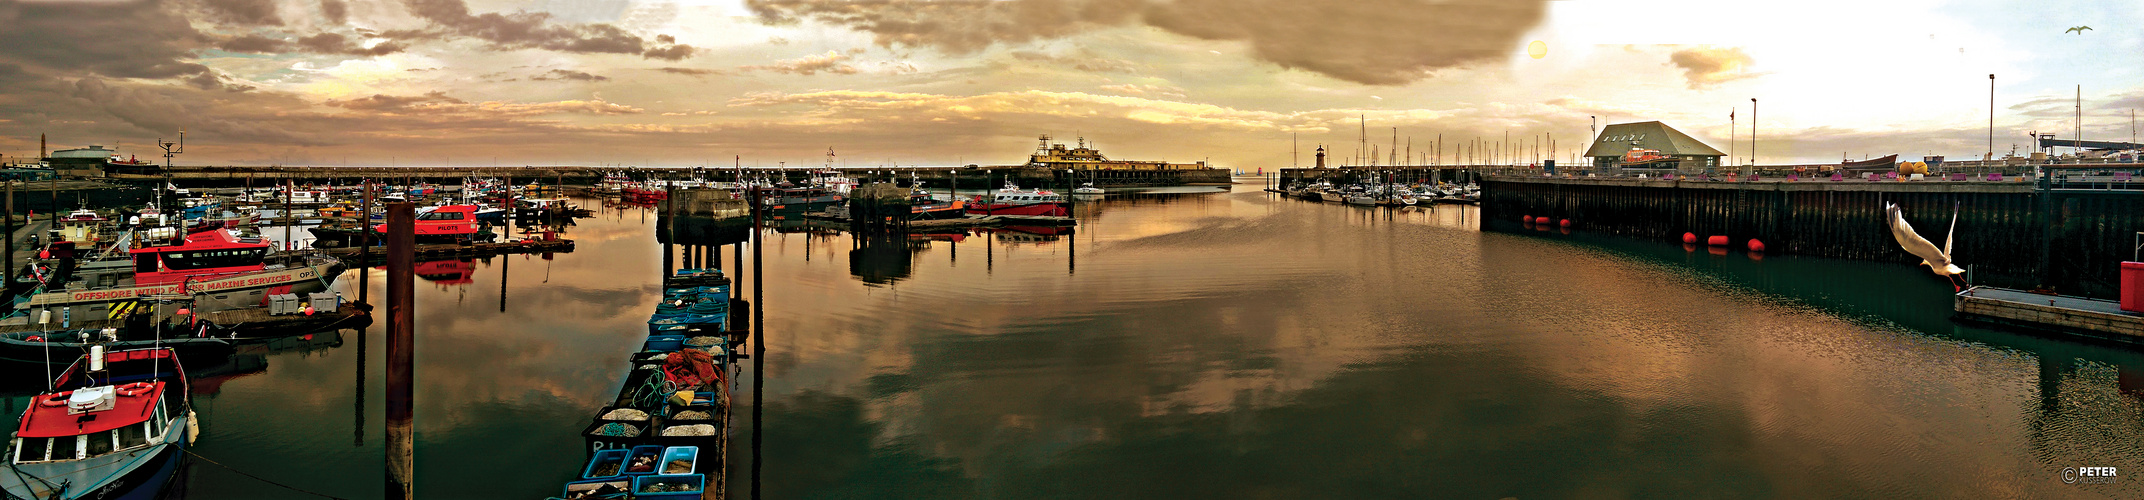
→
(1749, 98, 1758, 172)
(1988, 74, 1996, 163)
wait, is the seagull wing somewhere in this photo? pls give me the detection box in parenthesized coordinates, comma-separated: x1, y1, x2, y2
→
(1944, 202, 1958, 257)
(1886, 203, 1952, 268)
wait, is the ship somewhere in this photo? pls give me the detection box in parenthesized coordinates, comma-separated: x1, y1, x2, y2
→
(1839, 154, 1900, 173)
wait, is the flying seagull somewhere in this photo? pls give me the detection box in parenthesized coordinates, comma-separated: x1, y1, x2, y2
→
(2066, 26, 2092, 34)
(1885, 202, 1967, 291)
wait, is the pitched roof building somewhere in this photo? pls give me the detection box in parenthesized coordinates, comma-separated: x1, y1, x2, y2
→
(1585, 121, 1724, 174)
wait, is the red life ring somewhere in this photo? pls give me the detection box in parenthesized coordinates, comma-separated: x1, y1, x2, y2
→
(38, 394, 67, 407)
(116, 382, 155, 397)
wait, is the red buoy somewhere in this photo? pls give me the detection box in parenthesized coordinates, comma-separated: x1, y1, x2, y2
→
(1536, 216, 1554, 225)
(1746, 239, 1766, 252)
(1706, 235, 1729, 246)
(1523, 215, 1533, 224)
(1682, 232, 1697, 244)
(1558, 219, 1571, 228)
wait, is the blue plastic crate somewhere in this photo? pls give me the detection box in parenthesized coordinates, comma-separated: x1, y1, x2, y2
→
(659, 446, 699, 475)
(562, 478, 629, 499)
(631, 474, 706, 499)
(622, 445, 666, 476)
(643, 335, 686, 352)
(582, 449, 630, 479)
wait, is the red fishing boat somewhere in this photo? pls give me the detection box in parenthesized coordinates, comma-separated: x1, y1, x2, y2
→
(2, 347, 197, 500)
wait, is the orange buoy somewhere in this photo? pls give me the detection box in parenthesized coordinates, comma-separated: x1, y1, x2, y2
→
(1746, 239, 1766, 252)
(1706, 235, 1729, 246)
(1682, 232, 1697, 244)
(1522, 215, 1533, 223)
(1558, 219, 1571, 228)
(1536, 216, 1554, 225)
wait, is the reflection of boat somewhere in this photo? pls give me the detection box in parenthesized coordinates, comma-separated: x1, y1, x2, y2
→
(0, 329, 233, 366)
(416, 259, 476, 285)
(1, 347, 196, 500)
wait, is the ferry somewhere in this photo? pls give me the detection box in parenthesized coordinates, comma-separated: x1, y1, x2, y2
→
(1, 346, 197, 500)
(18, 228, 344, 314)
(965, 182, 1069, 217)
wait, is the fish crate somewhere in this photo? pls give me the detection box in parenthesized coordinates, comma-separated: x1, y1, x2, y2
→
(643, 335, 687, 353)
(621, 445, 667, 476)
(582, 419, 653, 456)
(659, 446, 700, 475)
(581, 448, 630, 479)
(562, 477, 630, 499)
(631, 474, 707, 500)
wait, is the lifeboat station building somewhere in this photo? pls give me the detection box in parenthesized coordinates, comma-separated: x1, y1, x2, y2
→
(1585, 121, 1725, 175)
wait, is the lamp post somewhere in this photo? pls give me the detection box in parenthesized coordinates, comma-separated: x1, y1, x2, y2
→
(1749, 98, 1758, 174)
(1988, 74, 1996, 163)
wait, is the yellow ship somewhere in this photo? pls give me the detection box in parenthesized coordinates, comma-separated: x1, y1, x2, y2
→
(1025, 135, 1207, 171)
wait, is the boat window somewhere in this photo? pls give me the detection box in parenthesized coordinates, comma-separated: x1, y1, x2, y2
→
(15, 437, 49, 463)
(85, 431, 112, 457)
(118, 423, 148, 449)
(136, 254, 159, 274)
(418, 211, 466, 221)
(161, 248, 267, 271)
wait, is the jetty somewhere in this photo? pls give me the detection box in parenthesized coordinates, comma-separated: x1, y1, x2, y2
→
(1955, 286, 2144, 345)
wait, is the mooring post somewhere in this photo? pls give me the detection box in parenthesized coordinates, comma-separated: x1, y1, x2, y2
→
(750, 184, 766, 500)
(384, 201, 416, 500)
(4, 180, 12, 291)
(359, 180, 373, 304)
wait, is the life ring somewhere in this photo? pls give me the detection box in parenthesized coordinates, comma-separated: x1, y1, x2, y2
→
(38, 394, 66, 407)
(115, 382, 155, 397)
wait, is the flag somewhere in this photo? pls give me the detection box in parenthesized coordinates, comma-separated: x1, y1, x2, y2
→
(1730, 109, 1735, 120)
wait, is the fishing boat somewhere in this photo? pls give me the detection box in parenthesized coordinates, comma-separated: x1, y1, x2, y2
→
(52, 209, 108, 251)
(0, 345, 197, 500)
(964, 182, 1069, 217)
(755, 186, 845, 213)
(0, 330, 232, 366)
(1072, 182, 1105, 195)
(907, 193, 967, 220)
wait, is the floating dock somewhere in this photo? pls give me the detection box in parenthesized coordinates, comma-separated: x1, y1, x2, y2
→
(1954, 286, 2144, 345)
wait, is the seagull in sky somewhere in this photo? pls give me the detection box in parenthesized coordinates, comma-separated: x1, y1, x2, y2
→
(2066, 26, 2092, 34)
(1885, 202, 1967, 291)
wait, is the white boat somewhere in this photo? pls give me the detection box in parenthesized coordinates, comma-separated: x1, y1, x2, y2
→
(1072, 182, 1105, 195)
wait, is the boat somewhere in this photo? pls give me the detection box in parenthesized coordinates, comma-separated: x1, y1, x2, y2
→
(1318, 190, 1345, 203)
(755, 186, 845, 214)
(907, 193, 967, 220)
(52, 208, 109, 251)
(0, 329, 233, 366)
(1618, 147, 1681, 168)
(964, 183, 1069, 217)
(1840, 154, 1900, 172)
(1072, 182, 1105, 195)
(0, 345, 197, 500)
(19, 229, 346, 314)
(311, 205, 490, 246)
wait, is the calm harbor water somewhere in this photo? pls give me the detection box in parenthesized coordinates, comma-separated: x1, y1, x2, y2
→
(9, 185, 2141, 498)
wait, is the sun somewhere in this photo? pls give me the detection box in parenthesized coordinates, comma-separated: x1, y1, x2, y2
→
(1527, 40, 1547, 59)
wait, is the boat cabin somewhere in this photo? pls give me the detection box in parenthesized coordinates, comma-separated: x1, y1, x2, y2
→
(370, 204, 479, 237)
(129, 229, 270, 286)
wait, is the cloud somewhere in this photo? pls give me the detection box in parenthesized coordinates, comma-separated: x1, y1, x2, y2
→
(745, 0, 1550, 85)
(741, 50, 860, 75)
(1099, 83, 1184, 98)
(1667, 46, 1758, 89)
(69, 77, 316, 143)
(319, 0, 346, 24)
(0, 0, 212, 80)
(196, 0, 281, 25)
(391, 0, 695, 59)
(531, 69, 609, 81)
(1010, 50, 1137, 73)
(325, 91, 466, 111)
(655, 67, 723, 77)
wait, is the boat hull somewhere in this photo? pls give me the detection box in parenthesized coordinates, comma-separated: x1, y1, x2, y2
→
(22, 259, 344, 312)
(0, 419, 187, 500)
(964, 202, 1069, 217)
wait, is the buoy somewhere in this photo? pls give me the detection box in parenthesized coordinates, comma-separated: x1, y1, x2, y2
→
(1682, 232, 1697, 244)
(1706, 235, 1729, 246)
(1522, 215, 1533, 224)
(186, 410, 200, 444)
(1558, 219, 1571, 228)
(1536, 216, 1554, 225)
(1747, 239, 1766, 252)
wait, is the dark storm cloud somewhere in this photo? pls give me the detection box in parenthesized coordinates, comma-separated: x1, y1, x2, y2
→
(745, 0, 1550, 85)
(196, 0, 280, 25)
(394, 0, 695, 59)
(218, 33, 287, 53)
(0, 0, 211, 79)
(215, 32, 407, 56)
(68, 77, 313, 143)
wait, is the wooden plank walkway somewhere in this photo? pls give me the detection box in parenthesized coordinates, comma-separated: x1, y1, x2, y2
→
(1955, 286, 2144, 345)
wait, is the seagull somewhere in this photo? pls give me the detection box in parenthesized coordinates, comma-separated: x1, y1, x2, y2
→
(2066, 26, 2092, 34)
(1885, 202, 1967, 291)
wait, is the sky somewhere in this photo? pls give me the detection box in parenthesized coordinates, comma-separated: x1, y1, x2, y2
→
(0, 0, 2138, 168)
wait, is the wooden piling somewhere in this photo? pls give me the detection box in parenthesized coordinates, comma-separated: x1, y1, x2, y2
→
(383, 202, 416, 500)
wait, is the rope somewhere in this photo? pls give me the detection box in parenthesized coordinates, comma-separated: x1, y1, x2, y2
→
(182, 449, 349, 500)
